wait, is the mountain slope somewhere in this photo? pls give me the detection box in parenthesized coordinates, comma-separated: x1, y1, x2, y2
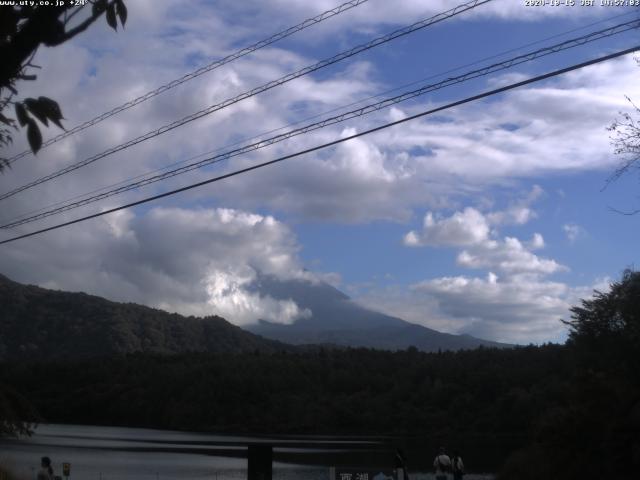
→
(0, 274, 288, 361)
(247, 275, 510, 351)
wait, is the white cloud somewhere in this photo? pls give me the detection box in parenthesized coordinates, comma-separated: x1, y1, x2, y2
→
(410, 273, 574, 344)
(457, 235, 565, 275)
(2, 3, 637, 227)
(529, 232, 545, 250)
(356, 271, 609, 344)
(0, 207, 325, 326)
(0, 0, 633, 346)
(396, 201, 576, 343)
(405, 185, 545, 247)
(201, 267, 310, 325)
(243, 0, 612, 36)
(563, 223, 585, 243)
(404, 207, 490, 247)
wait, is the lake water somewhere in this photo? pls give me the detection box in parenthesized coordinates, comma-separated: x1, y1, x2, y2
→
(0, 424, 494, 480)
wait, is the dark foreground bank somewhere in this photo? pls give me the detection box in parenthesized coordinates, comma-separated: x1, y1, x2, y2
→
(2, 270, 639, 479)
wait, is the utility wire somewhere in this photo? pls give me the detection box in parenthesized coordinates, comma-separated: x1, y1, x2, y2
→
(6, 8, 634, 227)
(1, 45, 638, 246)
(0, 0, 492, 202)
(2, 18, 638, 230)
(6, 0, 372, 164)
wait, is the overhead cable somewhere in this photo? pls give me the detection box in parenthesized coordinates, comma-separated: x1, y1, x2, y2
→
(7, 7, 634, 227)
(6, 0, 372, 164)
(0, 0, 492, 202)
(1, 45, 638, 246)
(2, 18, 638, 229)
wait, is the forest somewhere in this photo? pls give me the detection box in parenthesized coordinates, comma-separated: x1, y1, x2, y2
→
(1, 270, 638, 479)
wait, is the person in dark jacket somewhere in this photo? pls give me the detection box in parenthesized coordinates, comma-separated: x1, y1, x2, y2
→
(451, 450, 465, 480)
(394, 448, 409, 480)
(37, 457, 53, 480)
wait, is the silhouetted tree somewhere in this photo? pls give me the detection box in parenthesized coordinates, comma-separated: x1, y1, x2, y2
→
(564, 268, 639, 344)
(0, 0, 127, 170)
(0, 383, 39, 437)
(607, 59, 640, 214)
(501, 270, 640, 480)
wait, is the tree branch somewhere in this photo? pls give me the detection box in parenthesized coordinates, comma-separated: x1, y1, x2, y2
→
(47, 3, 112, 46)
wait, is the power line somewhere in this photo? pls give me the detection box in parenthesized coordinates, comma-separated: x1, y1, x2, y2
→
(6, 9, 635, 228)
(6, 0, 372, 164)
(2, 18, 637, 229)
(1, 45, 637, 246)
(0, 0, 492, 202)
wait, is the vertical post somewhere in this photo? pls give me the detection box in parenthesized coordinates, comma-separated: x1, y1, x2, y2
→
(247, 444, 272, 480)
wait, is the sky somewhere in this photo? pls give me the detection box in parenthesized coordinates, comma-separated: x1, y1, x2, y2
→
(1, 0, 639, 344)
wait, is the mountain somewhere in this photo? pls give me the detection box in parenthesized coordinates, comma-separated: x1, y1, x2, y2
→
(0, 272, 508, 362)
(0, 274, 289, 361)
(246, 275, 510, 351)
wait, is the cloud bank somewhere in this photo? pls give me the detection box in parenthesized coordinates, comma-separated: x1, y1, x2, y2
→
(1, 207, 317, 326)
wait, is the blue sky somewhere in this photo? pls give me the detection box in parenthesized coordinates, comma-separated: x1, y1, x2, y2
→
(0, 0, 639, 344)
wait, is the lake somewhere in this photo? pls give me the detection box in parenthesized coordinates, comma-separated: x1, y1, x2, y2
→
(0, 424, 495, 480)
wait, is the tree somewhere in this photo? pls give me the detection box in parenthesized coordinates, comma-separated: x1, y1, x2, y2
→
(500, 271, 640, 480)
(607, 59, 640, 214)
(563, 268, 640, 344)
(0, 0, 128, 171)
(0, 383, 39, 437)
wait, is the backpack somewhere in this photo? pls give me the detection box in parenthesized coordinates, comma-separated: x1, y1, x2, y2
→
(437, 456, 451, 473)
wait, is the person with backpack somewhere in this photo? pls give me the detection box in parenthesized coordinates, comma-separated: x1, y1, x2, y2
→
(451, 450, 465, 480)
(433, 447, 452, 480)
(394, 448, 409, 480)
(36, 457, 54, 480)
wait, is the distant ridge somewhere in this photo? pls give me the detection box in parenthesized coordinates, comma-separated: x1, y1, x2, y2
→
(0, 274, 289, 361)
(246, 275, 511, 351)
(0, 273, 509, 362)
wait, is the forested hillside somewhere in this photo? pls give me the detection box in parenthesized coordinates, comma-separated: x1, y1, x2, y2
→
(0, 345, 559, 472)
(0, 274, 288, 360)
(1, 271, 638, 478)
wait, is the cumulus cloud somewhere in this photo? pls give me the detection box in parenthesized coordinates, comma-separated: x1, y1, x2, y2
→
(356, 271, 605, 344)
(2, 1, 637, 228)
(405, 185, 545, 250)
(457, 236, 565, 275)
(404, 207, 490, 247)
(0, 0, 631, 345)
(529, 232, 545, 250)
(242, 0, 611, 37)
(0, 207, 323, 326)
(201, 267, 310, 325)
(563, 223, 585, 243)
(486, 185, 544, 226)
(410, 273, 573, 343)
(392, 198, 580, 343)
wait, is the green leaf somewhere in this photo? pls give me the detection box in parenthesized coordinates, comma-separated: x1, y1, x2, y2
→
(106, 3, 117, 30)
(26, 119, 42, 154)
(0, 112, 14, 127)
(37, 97, 65, 129)
(24, 98, 49, 127)
(115, 0, 127, 27)
(92, 0, 107, 16)
(42, 19, 65, 47)
(15, 103, 29, 127)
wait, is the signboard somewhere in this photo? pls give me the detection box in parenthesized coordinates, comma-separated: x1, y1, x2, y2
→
(62, 463, 71, 477)
(330, 467, 397, 480)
